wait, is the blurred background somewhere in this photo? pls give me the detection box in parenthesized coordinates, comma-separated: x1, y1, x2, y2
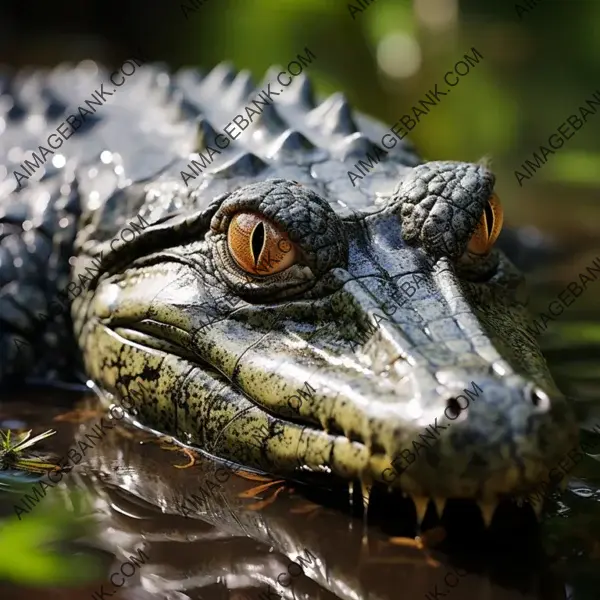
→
(1, 1, 600, 598)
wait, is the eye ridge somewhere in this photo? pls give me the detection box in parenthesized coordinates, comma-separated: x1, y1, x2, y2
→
(251, 221, 266, 268)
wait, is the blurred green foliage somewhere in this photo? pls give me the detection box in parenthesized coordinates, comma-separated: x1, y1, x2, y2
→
(0, 473, 100, 586)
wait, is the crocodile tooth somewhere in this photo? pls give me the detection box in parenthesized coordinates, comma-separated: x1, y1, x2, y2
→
(362, 481, 372, 512)
(413, 496, 429, 525)
(211, 152, 268, 178)
(307, 92, 358, 136)
(286, 73, 316, 109)
(432, 497, 447, 518)
(226, 70, 255, 106)
(477, 501, 497, 527)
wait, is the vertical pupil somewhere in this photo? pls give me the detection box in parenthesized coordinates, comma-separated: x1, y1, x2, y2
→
(484, 202, 494, 238)
(251, 222, 265, 266)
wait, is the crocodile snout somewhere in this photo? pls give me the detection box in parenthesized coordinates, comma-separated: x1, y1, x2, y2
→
(376, 372, 578, 504)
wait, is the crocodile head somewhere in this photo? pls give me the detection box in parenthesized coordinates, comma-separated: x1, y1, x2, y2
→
(72, 67, 577, 519)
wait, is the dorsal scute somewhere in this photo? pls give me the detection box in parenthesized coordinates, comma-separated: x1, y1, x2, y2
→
(336, 132, 385, 161)
(168, 63, 422, 214)
(307, 92, 358, 136)
(198, 62, 237, 99)
(223, 70, 256, 108)
(283, 73, 316, 110)
(194, 116, 224, 151)
(211, 152, 268, 178)
(0, 61, 421, 217)
(252, 102, 287, 135)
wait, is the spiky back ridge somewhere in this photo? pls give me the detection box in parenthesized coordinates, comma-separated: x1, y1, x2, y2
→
(1, 62, 422, 247)
(172, 63, 421, 218)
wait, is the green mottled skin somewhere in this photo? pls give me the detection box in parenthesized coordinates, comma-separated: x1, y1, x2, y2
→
(0, 62, 578, 505)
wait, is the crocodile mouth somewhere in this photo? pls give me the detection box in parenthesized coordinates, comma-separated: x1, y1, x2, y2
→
(357, 478, 545, 527)
(104, 321, 570, 521)
(110, 322, 199, 362)
(294, 474, 552, 536)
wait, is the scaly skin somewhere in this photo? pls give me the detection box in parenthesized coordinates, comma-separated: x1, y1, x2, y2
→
(0, 62, 578, 512)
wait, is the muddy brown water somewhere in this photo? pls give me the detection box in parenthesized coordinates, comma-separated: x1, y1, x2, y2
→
(1, 182, 599, 600)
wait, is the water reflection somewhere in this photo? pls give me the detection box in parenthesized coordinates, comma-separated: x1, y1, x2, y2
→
(0, 385, 595, 600)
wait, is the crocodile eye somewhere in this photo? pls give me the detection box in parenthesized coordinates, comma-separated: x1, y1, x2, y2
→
(227, 212, 297, 275)
(467, 193, 504, 255)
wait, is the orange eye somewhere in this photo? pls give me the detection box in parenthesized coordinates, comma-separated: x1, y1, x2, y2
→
(467, 193, 504, 256)
(227, 212, 298, 275)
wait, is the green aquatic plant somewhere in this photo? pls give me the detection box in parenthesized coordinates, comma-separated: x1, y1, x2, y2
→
(0, 429, 65, 475)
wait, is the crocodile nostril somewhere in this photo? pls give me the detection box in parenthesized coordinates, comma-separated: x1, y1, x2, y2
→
(446, 397, 462, 419)
(530, 387, 551, 411)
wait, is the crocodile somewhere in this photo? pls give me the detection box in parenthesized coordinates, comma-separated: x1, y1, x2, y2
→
(0, 61, 578, 522)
